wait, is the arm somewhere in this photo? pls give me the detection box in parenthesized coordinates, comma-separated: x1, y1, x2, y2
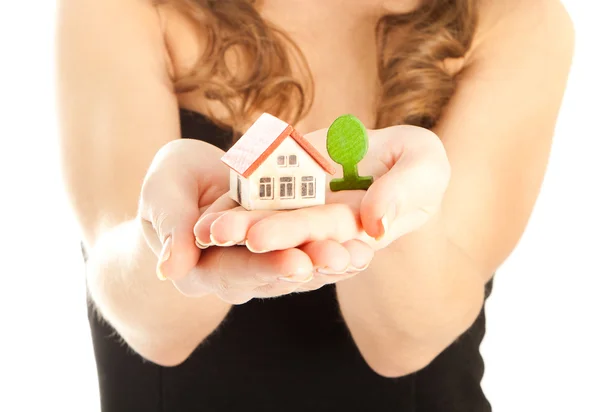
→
(56, 0, 230, 366)
(336, 0, 575, 377)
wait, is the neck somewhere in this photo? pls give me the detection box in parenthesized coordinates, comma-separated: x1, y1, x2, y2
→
(261, 0, 422, 22)
(262, 1, 379, 29)
(262, 3, 381, 52)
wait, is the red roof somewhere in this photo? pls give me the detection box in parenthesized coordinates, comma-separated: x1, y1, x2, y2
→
(221, 113, 336, 178)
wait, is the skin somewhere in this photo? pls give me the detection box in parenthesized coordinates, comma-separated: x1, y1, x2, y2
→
(57, 0, 574, 376)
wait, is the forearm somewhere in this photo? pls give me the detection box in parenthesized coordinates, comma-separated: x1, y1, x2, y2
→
(336, 213, 487, 377)
(86, 218, 231, 366)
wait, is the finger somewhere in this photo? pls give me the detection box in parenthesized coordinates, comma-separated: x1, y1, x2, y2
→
(209, 209, 277, 248)
(246, 202, 362, 253)
(173, 272, 256, 305)
(172, 245, 315, 297)
(294, 270, 360, 292)
(299, 240, 351, 273)
(194, 212, 228, 248)
(139, 185, 202, 283)
(140, 212, 201, 282)
(360, 126, 450, 239)
(193, 193, 239, 247)
(291, 239, 374, 293)
(198, 191, 239, 217)
(300, 239, 373, 287)
(293, 282, 328, 293)
(251, 282, 305, 300)
(341, 239, 374, 271)
(217, 246, 314, 285)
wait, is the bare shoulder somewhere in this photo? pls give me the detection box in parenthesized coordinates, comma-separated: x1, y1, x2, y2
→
(154, 1, 210, 84)
(469, 0, 575, 72)
(57, 0, 173, 81)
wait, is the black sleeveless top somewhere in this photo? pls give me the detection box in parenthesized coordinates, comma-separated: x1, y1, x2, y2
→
(87, 108, 493, 412)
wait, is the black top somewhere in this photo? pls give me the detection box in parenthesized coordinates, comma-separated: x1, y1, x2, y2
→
(87, 108, 493, 412)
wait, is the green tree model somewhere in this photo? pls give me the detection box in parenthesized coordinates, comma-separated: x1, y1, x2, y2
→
(326, 114, 374, 191)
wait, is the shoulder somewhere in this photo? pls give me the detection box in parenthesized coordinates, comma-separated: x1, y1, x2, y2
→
(468, 0, 575, 72)
(57, 0, 175, 84)
(154, 1, 210, 84)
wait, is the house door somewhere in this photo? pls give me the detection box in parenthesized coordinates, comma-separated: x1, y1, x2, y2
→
(237, 176, 242, 204)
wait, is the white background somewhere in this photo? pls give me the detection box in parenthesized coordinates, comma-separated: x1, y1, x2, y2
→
(0, 1, 598, 411)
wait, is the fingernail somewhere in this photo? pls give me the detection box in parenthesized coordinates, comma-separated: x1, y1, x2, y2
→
(215, 240, 237, 247)
(246, 242, 269, 254)
(208, 233, 237, 247)
(348, 263, 370, 272)
(195, 213, 221, 241)
(278, 271, 314, 283)
(208, 213, 241, 247)
(316, 267, 348, 275)
(156, 236, 172, 281)
(376, 204, 397, 241)
(195, 238, 209, 249)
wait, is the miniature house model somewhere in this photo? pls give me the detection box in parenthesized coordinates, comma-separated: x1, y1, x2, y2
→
(221, 113, 336, 211)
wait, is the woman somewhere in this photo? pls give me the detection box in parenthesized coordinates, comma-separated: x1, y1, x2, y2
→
(57, 0, 574, 410)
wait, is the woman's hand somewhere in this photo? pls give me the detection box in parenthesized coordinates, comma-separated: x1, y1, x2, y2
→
(138, 138, 374, 304)
(195, 125, 450, 253)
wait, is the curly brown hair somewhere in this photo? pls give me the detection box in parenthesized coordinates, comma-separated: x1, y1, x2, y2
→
(162, 0, 479, 135)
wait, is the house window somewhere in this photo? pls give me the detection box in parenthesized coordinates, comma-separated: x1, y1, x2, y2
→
(279, 177, 295, 199)
(259, 177, 273, 199)
(277, 155, 298, 167)
(301, 176, 315, 198)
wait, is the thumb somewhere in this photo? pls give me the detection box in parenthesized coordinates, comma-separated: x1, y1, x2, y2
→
(360, 129, 450, 241)
(143, 208, 201, 282)
(138, 138, 229, 281)
(139, 177, 203, 282)
(359, 166, 407, 241)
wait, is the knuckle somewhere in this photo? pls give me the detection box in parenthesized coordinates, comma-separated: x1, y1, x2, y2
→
(140, 144, 178, 196)
(153, 139, 184, 164)
(139, 141, 190, 207)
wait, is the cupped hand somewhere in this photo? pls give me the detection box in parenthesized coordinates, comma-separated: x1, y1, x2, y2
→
(194, 125, 450, 253)
(138, 138, 373, 304)
(174, 237, 373, 304)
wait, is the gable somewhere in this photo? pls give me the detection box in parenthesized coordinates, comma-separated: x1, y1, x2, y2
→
(250, 137, 324, 178)
(221, 113, 291, 178)
(221, 112, 336, 178)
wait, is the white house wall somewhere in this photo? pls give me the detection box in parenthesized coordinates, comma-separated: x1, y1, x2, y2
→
(247, 137, 326, 210)
(241, 176, 250, 210)
(229, 170, 251, 210)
